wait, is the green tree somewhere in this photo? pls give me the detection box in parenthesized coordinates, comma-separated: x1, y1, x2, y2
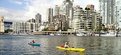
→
(4, 29, 13, 33)
(42, 28, 49, 31)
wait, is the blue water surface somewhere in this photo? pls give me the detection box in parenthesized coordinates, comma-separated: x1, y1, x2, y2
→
(0, 35, 121, 55)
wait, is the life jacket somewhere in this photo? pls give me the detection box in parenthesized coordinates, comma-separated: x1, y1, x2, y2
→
(32, 40, 35, 43)
(60, 44, 64, 47)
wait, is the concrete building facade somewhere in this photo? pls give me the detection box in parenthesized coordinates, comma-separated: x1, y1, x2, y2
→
(54, 5, 60, 15)
(72, 5, 84, 31)
(48, 8, 53, 23)
(53, 15, 68, 31)
(115, 0, 121, 28)
(35, 13, 41, 23)
(12, 22, 30, 34)
(99, 0, 116, 25)
(72, 4, 102, 31)
(35, 13, 42, 31)
(0, 16, 4, 33)
(84, 4, 102, 31)
(61, 0, 74, 28)
(12, 20, 38, 34)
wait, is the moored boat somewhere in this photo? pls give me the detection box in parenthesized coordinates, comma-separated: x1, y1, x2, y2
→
(101, 31, 116, 37)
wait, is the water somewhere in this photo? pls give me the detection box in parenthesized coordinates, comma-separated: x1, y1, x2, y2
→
(0, 35, 121, 55)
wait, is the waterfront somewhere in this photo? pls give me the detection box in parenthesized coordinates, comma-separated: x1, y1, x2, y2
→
(0, 35, 121, 55)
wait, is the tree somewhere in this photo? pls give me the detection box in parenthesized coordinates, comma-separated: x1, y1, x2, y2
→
(42, 28, 49, 31)
(4, 29, 13, 33)
(103, 28, 108, 31)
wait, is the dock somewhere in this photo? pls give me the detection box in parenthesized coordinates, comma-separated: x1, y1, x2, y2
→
(32, 31, 76, 35)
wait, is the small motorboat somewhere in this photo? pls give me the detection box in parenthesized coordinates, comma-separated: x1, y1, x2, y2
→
(28, 42, 41, 46)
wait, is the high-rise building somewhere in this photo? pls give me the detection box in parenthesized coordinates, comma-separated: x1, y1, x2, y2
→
(72, 5, 102, 31)
(116, 0, 121, 28)
(35, 13, 41, 31)
(27, 19, 38, 32)
(53, 15, 67, 31)
(72, 5, 84, 31)
(35, 13, 41, 23)
(0, 16, 4, 33)
(99, 0, 116, 25)
(61, 0, 74, 28)
(48, 8, 53, 23)
(86, 4, 95, 11)
(93, 13, 102, 31)
(62, 0, 73, 16)
(84, 5, 102, 31)
(54, 5, 60, 15)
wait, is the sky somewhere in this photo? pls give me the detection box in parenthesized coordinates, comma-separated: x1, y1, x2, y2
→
(0, 0, 99, 22)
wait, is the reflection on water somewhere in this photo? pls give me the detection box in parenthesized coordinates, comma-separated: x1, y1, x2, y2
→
(0, 35, 121, 55)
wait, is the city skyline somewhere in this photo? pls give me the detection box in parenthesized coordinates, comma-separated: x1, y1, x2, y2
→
(0, 0, 99, 22)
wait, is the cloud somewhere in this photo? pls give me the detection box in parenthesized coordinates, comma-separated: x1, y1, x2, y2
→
(10, 0, 23, 5)
(0, 7, 27, 21)
(24, 0, 63, 22)
(0, 0, 99, 22)
(14, 1, 22, 5)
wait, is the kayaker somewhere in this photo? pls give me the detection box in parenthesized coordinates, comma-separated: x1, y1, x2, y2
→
(32, 40, 35, 43)
(64, 42, 70, 48)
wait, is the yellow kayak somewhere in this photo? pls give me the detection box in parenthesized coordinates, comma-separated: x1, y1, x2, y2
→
(56, 46, 85, 52)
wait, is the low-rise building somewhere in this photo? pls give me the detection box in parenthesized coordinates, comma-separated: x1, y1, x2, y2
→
(12, 21, 36, 34)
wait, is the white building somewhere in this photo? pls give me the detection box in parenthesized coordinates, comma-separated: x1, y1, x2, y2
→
(72, 6, 84, 31)
(48, 8, 53, 23)
(35, 13, 42, 31)
(60, 0, 74, 28)
(99, 0, 116, 25)
(116, 0, 121, 28)
(12, 21, 37, 34)
(35, 13, 41, 23)
(54, 5, 60, 15)
(72, 5, 102, 31)
(12, 22, 28, 34)
(0, 16, 4, 33)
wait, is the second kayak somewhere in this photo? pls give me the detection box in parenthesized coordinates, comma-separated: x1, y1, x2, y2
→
(28, 43, 41, 46)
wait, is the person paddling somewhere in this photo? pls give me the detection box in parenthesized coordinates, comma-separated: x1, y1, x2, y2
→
(60, 42, 70, 48)
(32, 40, 35, 43)
(64, 42, 70, 48)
